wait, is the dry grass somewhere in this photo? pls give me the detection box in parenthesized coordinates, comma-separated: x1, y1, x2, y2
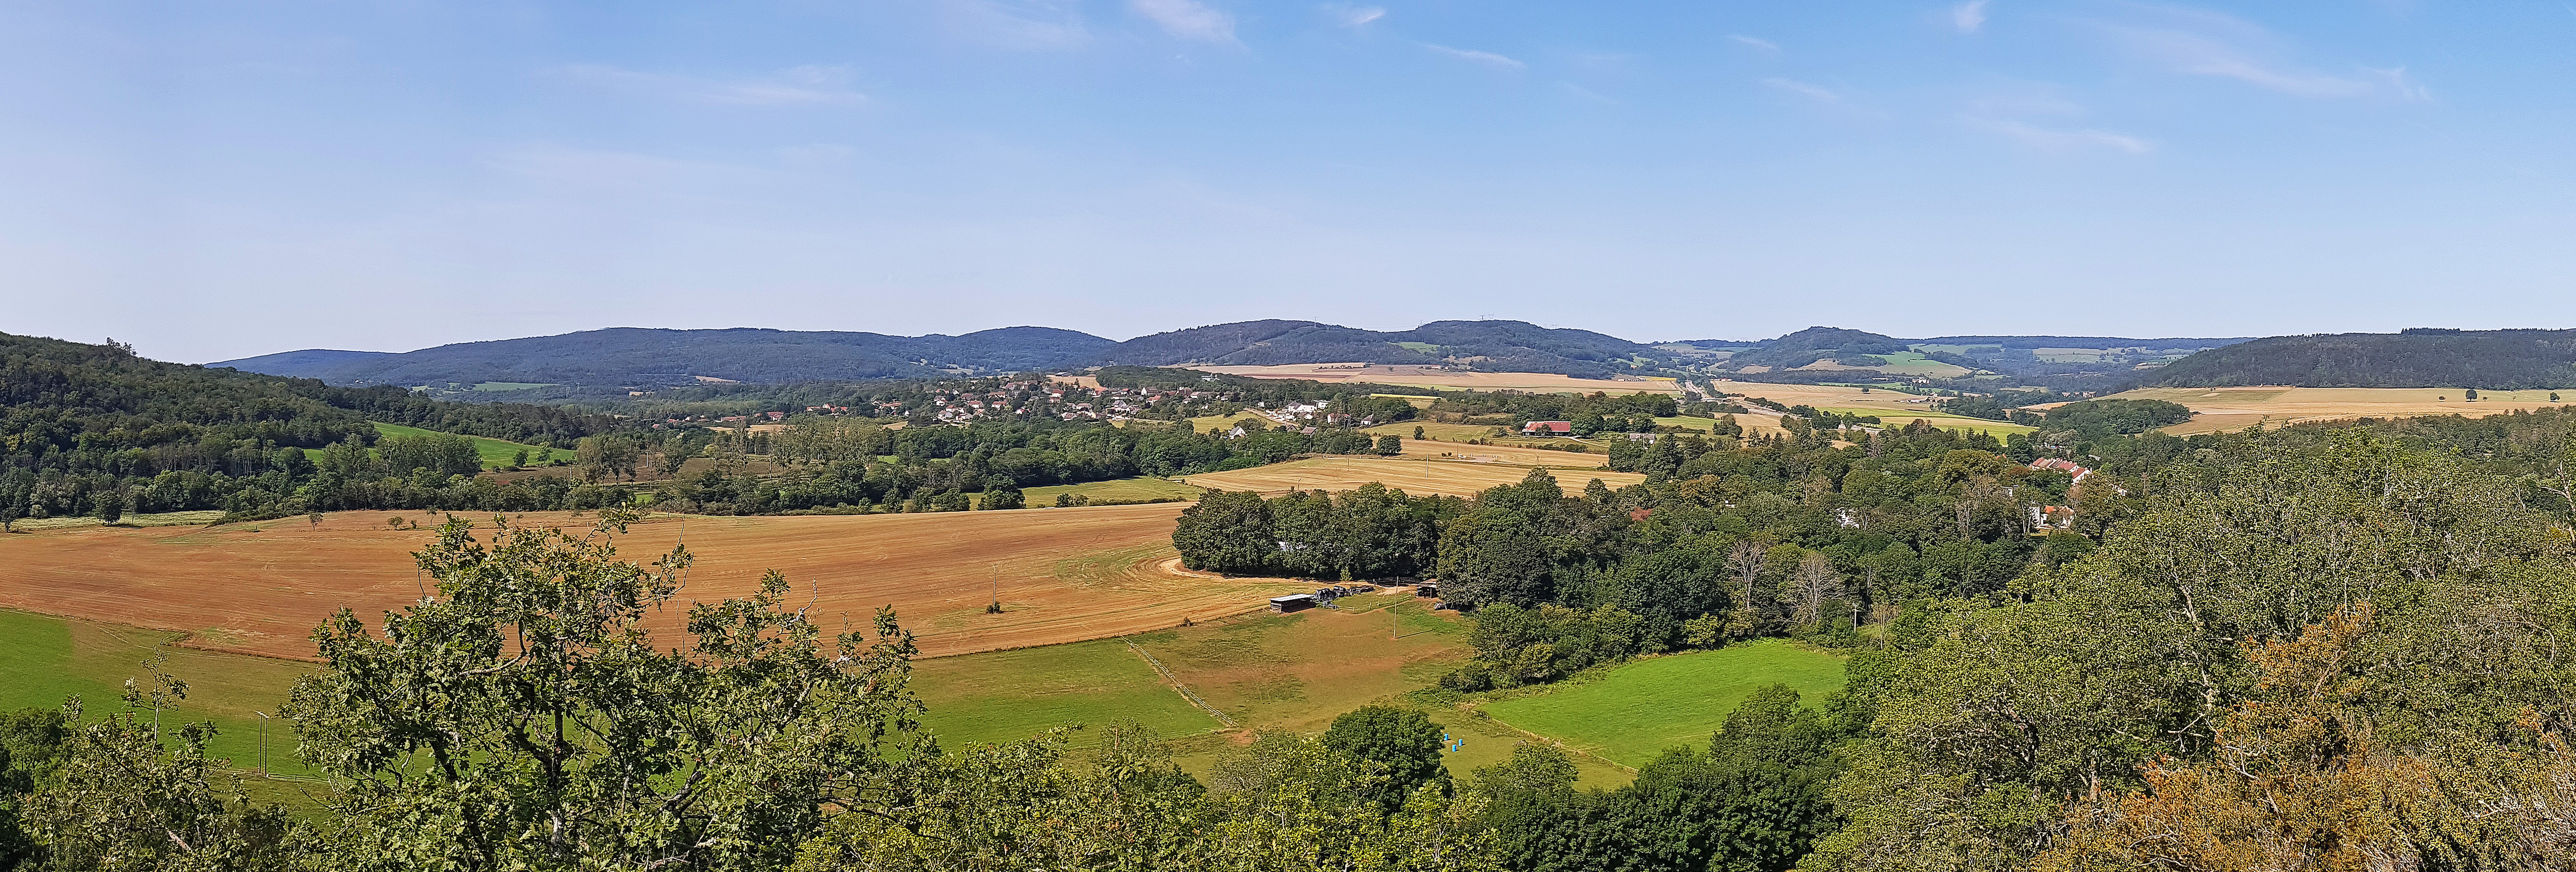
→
(0, 505, 1311, 662)
(2103, 386, 2574, 435)
(1192, 364, 1682, 395)
(1177, 455, 1643, 497)
(1394, 438, 1609, 469)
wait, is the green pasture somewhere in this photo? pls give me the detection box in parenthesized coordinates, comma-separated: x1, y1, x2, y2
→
(1844, 351, 1972, 377)
(370, 422, 563, 470)
(0, 610, 317, 776)
(1022, 477, 1204, 505)
(1480, 640, 1848, 768)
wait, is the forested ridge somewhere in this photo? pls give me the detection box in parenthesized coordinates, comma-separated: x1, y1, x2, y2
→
(0, 333, 627, 525)
(2142, 327, 2576, 389)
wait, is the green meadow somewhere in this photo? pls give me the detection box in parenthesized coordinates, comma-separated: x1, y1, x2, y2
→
(1479, 640, 1849, 768)
(370, 421, 564, 469)
(0, 610, 317, 776)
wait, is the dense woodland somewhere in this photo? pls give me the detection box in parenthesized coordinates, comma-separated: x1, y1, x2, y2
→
(2143, 327, 2576, 389)
(0, 333, 630, 526)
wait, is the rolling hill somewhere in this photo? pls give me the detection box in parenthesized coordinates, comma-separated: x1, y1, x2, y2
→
(218, 320, 1693, 391)
(1098, 319, 1684, 377)
(2138, 328, 2576, 389)
(215, 326, 1118, 389)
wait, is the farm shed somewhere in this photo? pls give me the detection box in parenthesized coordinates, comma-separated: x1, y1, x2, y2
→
(1521, 420, 1574, 436)
(1269, 594, 1319, 613)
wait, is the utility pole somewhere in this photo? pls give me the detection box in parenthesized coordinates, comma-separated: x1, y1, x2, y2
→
(255, 710, 271, 776)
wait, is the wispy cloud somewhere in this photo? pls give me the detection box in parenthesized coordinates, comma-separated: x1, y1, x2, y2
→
(1323, 3, 1384, 28)
(2092, 5, 2407, 99)
(2368, 66, 2432, 101)
(1423, 43, 1525, 68)
(1728, 34, 1781, 54)
(1761, 76, 1841, 102)
(1952, 0, 1990, 33)
(1132, 0, 1238, 44)
(1977, 119, 2154, 154)
(555, 64, 864, 106)
(937, 0, 1088, 50)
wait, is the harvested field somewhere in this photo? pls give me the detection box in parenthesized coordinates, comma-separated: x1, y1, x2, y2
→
(2103, 387, 2573, 435)
(1708, 381, 1950, 413)
(1394, 439, 1609, 469)
(0, 504, 1308, 662)
(1191, 364, 1681, 395)
(1177, 456, 1643, 497)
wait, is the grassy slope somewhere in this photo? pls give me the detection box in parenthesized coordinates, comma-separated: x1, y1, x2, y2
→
(1479, 640, 1849, 768)
(370, 422, 563, 470)
(913, 637, 1218, 745)
(0, 609, 317, 776)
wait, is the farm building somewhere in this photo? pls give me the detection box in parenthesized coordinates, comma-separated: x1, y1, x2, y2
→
(1269, 594, 1319, 613)
(2028, 458, 2093, 480)
(1521, 420, 1574, 436)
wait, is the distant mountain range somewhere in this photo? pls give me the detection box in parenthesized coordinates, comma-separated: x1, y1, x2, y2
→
(221, 321, 2576, 397)
(213, 320, 1693, 390)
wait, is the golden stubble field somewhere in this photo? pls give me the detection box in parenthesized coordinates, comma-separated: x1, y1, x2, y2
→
(1178, 455, 1644, 497)
(1191, 363, 1682, 395)
(0, 504, 1309, 662)
(2104, 387, 2572, 435)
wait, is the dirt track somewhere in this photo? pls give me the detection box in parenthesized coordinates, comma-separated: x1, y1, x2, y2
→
(0, 504, 1306, 662)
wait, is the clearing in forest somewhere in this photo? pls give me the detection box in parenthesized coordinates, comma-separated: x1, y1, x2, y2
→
(0, 504, 1305, 662)
(1479, 640, 1850, 769)
(1177, 456, 1644, 498)
(2102, 386, 2572, 435)
(369, 422, 564, 469)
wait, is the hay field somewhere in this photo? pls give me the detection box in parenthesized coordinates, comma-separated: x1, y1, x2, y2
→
(1192, 364, 1682, 395)
(0, 504, 1309, 662)
(1021, 476, 1205, 504)
(2104, 386, 2572, 435)
(1394, 439, 1610, 469)
(1177, 456, 1644, 497)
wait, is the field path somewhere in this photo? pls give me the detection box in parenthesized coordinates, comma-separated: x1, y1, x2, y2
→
(0, 504, 1306, 662)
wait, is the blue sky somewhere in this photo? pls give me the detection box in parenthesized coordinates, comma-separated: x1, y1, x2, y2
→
(4, 1, 2571, 362)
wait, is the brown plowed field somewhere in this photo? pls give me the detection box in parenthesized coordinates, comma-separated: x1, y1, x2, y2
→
(0, 504, 1308, 662)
